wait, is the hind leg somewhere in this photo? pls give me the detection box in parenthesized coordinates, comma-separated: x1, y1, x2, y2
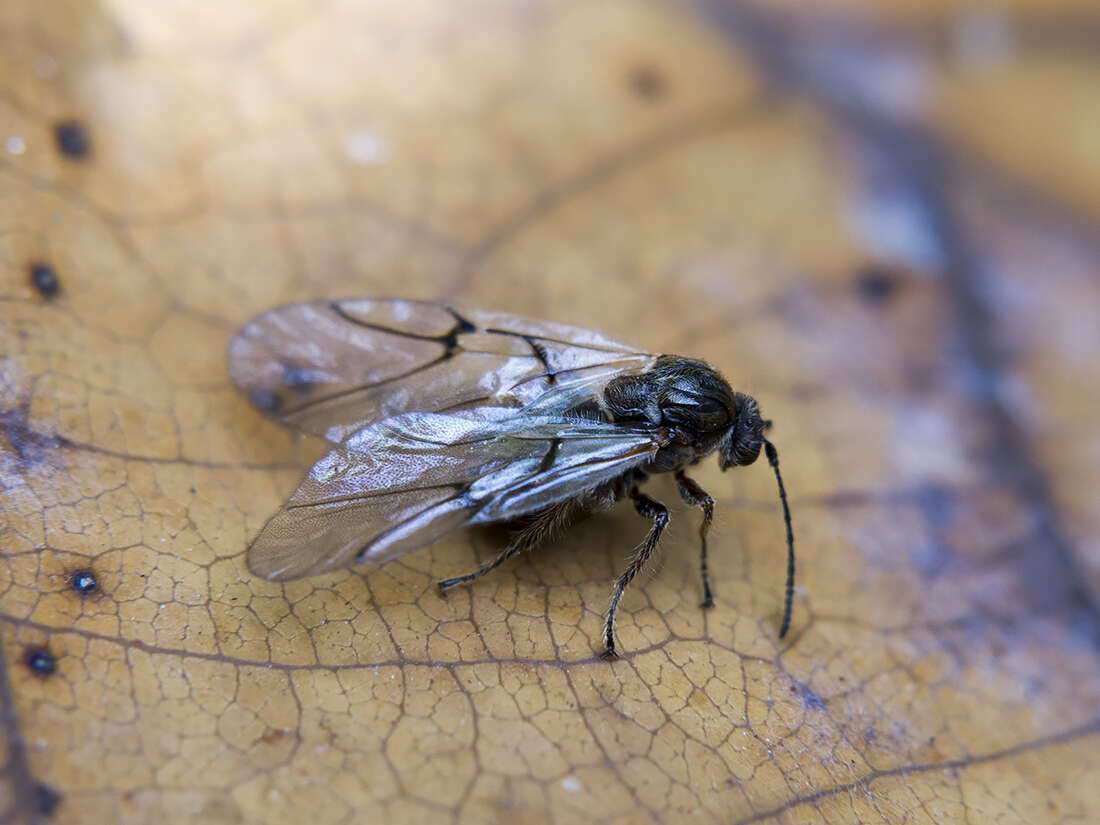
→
(602, 488, 668, 659)
(438, 501, 574, 595)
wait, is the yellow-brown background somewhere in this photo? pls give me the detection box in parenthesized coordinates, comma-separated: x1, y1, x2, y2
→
(2, 1, 1099, 823)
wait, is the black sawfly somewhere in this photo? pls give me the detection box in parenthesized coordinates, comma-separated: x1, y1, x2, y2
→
(228, 299, 796, 657)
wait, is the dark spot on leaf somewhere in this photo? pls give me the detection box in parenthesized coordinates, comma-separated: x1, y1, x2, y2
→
(25, 647, 55, 676)
(629, 64, 666, 100)
(54, 120, 91, 159)
(1, 406, 62, 468)
(70, 570, 98, 595)
(249, 387, 282, 413)
(855, 265, 902, 304)
(792, 681, 825, 711)
(29, 263, 60, 297)
(34, 783, 61, 816)
(259, 727, 290, 745)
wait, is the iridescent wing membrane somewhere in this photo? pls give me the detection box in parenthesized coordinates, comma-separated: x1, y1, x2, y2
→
(228, 299, 663, 580)
(243, 408, 671, 580)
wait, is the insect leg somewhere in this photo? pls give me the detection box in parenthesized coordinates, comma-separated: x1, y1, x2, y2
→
(437, 501, 574, 596)
(603, 488, 669, 659)
(675, 471, 716, 608)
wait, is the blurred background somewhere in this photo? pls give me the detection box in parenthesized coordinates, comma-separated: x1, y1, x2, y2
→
(2, 1, 1099, 824)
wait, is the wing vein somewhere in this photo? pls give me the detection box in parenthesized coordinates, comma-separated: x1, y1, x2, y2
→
(285, 482, 466, 510)
(328, 301, 472, 343)
(282, 353, 452, 417)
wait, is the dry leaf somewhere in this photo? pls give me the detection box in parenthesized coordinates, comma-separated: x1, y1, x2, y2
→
(2, 2, 1099, 824)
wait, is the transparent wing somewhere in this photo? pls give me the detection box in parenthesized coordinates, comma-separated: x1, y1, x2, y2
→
(228, 298, 657, 443)
(247, 406, 670, 581)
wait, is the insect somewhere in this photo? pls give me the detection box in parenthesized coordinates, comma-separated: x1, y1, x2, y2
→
(228, 299, 796, 658)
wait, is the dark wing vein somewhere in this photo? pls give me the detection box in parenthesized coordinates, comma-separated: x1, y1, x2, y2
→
(330, 301, 476, 343)
(282, 353, 456, 415)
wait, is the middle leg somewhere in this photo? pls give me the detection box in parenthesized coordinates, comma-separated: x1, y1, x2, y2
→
(676, 471, 716, 608)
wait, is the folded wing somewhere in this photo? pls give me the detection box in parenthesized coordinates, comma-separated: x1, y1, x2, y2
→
(247, 406, 670, 580)
(228, 298, 657, 443)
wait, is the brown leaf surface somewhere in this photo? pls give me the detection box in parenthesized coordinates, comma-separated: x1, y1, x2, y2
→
(2, 2, 1099, 824)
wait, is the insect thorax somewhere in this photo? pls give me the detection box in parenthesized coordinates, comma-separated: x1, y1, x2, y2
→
(601, 355, 738, 473)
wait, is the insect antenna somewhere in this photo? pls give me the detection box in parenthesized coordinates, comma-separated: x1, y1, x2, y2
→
(762, 438, 795, 639)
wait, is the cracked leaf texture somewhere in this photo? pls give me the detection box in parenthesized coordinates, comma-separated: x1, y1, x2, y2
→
(2, 1, 1099, 824)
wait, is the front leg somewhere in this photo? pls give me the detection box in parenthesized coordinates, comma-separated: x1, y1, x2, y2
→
(675, 471, 715, 608)
(603, 488, 669, 659)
